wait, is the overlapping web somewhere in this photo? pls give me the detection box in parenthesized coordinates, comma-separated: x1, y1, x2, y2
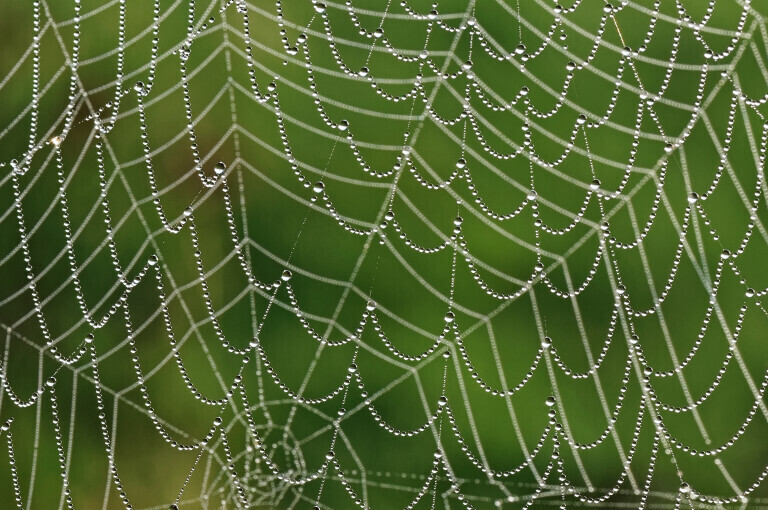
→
(1, 0, 768, 508)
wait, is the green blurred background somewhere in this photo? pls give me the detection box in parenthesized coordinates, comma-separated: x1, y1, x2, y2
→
(1, 0, 768, 508)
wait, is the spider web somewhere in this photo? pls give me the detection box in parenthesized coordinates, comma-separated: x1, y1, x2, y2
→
(1, 0, 768, 508)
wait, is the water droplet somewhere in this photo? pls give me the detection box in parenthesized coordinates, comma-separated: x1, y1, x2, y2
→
(358, 67, 369, 77)
(313, 181, 325, 193)
(456, 158, 466, 169)
(314, 3, 326, 13)
(444, 311, 455, 323)
(545, 396, 556, 406)
(134, 81, 148, 96)
(687, 192, 699, 204)
(373, 28, 384, 38)
(515, 44, 526, 55)
(746, 288, 755, 298)
(438, 396, 448, 407)
(214, 161, 227, 175)
(50, 136, 63, 147)
(590, 179, 601, 190)
(366, 300, 376, 311)
(337, 120, 349, 131)
(453, 216, 463, 227)
(680, 483, 691, 494)
(542, 337, 552, 348)
(577, 114, 587, 125)
(281, 270, 292, 281)
(384, 210, 395, 221)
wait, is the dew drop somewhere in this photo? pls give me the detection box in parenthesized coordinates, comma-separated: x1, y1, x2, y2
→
(214, 161, 227, 175)
(444, 311, 455, 323)
(281, 269, 293, 281)
(545, 396, 556, 406)
(313, 181, 325, 193)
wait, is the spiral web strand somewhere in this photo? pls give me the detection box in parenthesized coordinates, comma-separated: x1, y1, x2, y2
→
(1, 0, 768, 508)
